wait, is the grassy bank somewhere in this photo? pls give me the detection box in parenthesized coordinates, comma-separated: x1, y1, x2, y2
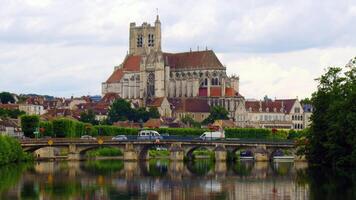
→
(148, 150, 170, 158)
(86, 147, 123, 158)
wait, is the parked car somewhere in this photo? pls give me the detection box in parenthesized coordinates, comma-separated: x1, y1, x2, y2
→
(199, 131, 225, 140)
(80, 135, 97, 140)
(137, 130, 163, 140)
(111, 135, 128, 141)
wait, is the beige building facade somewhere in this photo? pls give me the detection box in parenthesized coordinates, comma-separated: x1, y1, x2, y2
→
(102, 16, 244, 120)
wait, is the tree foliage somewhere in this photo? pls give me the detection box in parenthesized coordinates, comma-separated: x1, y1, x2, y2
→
(0, 136, 29, 165)
(0, 92, 15, 104)
(79, 109, 98, 125)
(20, 115, 39, 137)
(306, 64, 356, 167)
(0, 108, 25, 119)
(202, 106, 229, 124)
(181, 115, 201, 128)
(300, 97, 312, 105)
(107, 99, 160, 124)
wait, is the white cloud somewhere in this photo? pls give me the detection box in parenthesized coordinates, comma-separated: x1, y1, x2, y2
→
(0, 0, 355, 98)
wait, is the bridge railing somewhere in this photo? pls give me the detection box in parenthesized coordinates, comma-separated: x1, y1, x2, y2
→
(19, 136, 295, 146)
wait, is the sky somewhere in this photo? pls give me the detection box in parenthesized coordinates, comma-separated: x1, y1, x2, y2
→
(0, 0, 355, 99)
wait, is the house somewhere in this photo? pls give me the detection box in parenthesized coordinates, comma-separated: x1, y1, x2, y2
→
(0, 118, 22, 137)
(146, 97, 172, 117)
(239, 98, 305, 130)
(171, 98, 210, 122)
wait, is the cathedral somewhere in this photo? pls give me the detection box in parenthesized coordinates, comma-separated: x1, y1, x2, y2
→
(102, 16, 245, 122)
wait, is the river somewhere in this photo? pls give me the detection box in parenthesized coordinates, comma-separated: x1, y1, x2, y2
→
(0, 160, 355, 200)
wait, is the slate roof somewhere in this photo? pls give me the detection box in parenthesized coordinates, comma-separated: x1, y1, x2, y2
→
(245, 99, 297, 114)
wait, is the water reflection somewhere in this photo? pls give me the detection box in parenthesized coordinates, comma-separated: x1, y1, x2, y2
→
(0, 160, 355, 200)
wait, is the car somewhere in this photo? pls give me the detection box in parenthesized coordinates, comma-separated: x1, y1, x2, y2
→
(137, 130, 163, 140)
(80, 135, 97, 140)
(111, 135, 128, 141)
(199, 131, 225, 140)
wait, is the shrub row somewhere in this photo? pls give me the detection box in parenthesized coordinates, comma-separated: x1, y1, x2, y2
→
(39, 118, 307, 140)
(0, 136, 31, 165)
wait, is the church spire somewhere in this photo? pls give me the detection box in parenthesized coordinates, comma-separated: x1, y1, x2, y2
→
(155, 8, 160, 24)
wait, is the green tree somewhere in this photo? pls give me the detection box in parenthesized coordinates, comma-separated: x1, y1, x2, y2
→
(202, 106, 229, 124)
(135, 107, 149, 122)
(300, 97, 312, 105)
(148, 107, 160, 119)
(107, 99, 134, 123)
(181, 115, 201, 128)
(79, 109, 98, 125)
(20, 115, 39, 137)
(0, 109, 25, 118)
(0, 92, 15, 104)
(306, 63, 356, 167)
(107, 99, 160, 124)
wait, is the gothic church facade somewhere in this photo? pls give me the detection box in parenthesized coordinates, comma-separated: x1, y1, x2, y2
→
(102, 16, 244, 121)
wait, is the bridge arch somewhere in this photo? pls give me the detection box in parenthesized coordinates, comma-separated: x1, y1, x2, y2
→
(77, 145, 125, 157)
(229, 147, 255, 160)
(185, 145, 215, 160)
(138, 144, 170, 160)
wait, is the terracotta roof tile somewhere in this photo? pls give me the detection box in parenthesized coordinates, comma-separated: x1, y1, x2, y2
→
(163, 50, 224, 70)
(101, 92, 120, 103)
(198, 88, 208, 97)
(210, 87, 221, 97)
(146, 97, 164, 107)
(225, 88, 235, 97)
(275, 99, 297, 113)
(245, 100, 286, 113)
(171, 98, 210, 113)
(198, 87, 240, 97)
(106, 55, 141, 83)
(106, 68, 124, 83)
(144, 118, 162, 128)
(123, 55, 141, 71)
(0, 104, 19, 110)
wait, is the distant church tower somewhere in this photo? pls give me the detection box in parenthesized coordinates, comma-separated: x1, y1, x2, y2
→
(128, 16, 165, 99)
(129, 15, 161, 55)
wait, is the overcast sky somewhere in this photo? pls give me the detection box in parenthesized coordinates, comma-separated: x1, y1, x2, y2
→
(0, 0, 355, 99)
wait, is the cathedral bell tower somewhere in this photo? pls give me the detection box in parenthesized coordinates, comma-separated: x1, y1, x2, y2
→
(132, 16, 165, 99)
(129, 15, 161, 56)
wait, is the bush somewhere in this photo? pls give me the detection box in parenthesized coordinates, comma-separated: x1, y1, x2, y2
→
(39, 121, 53, 137)
(0, 136, 30, 165)
(52, 118, 88, 138)
(20, 115, 39, 137)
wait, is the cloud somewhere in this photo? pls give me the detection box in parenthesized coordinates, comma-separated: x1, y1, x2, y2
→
(0, 0, 355, 98)
(220, 47, 356, 99)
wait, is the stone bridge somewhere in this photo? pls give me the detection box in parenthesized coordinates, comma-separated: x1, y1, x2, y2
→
(20, 138, 296, 161)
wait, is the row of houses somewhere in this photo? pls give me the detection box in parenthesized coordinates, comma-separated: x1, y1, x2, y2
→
(0, 93, 313, 132)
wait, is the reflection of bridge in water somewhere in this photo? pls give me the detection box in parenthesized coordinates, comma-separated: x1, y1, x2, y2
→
(21, 138, 297, 161)
(21, 160, 309, 200)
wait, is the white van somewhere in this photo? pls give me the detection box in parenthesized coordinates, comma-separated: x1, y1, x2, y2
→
(137, 130, 163, 140)
(200, 131, 225, 140)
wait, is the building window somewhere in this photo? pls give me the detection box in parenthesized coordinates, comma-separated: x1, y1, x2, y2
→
(294, 107, 300, 113)
(137, 34, 143, 47)
(148, 34, 154, 47)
